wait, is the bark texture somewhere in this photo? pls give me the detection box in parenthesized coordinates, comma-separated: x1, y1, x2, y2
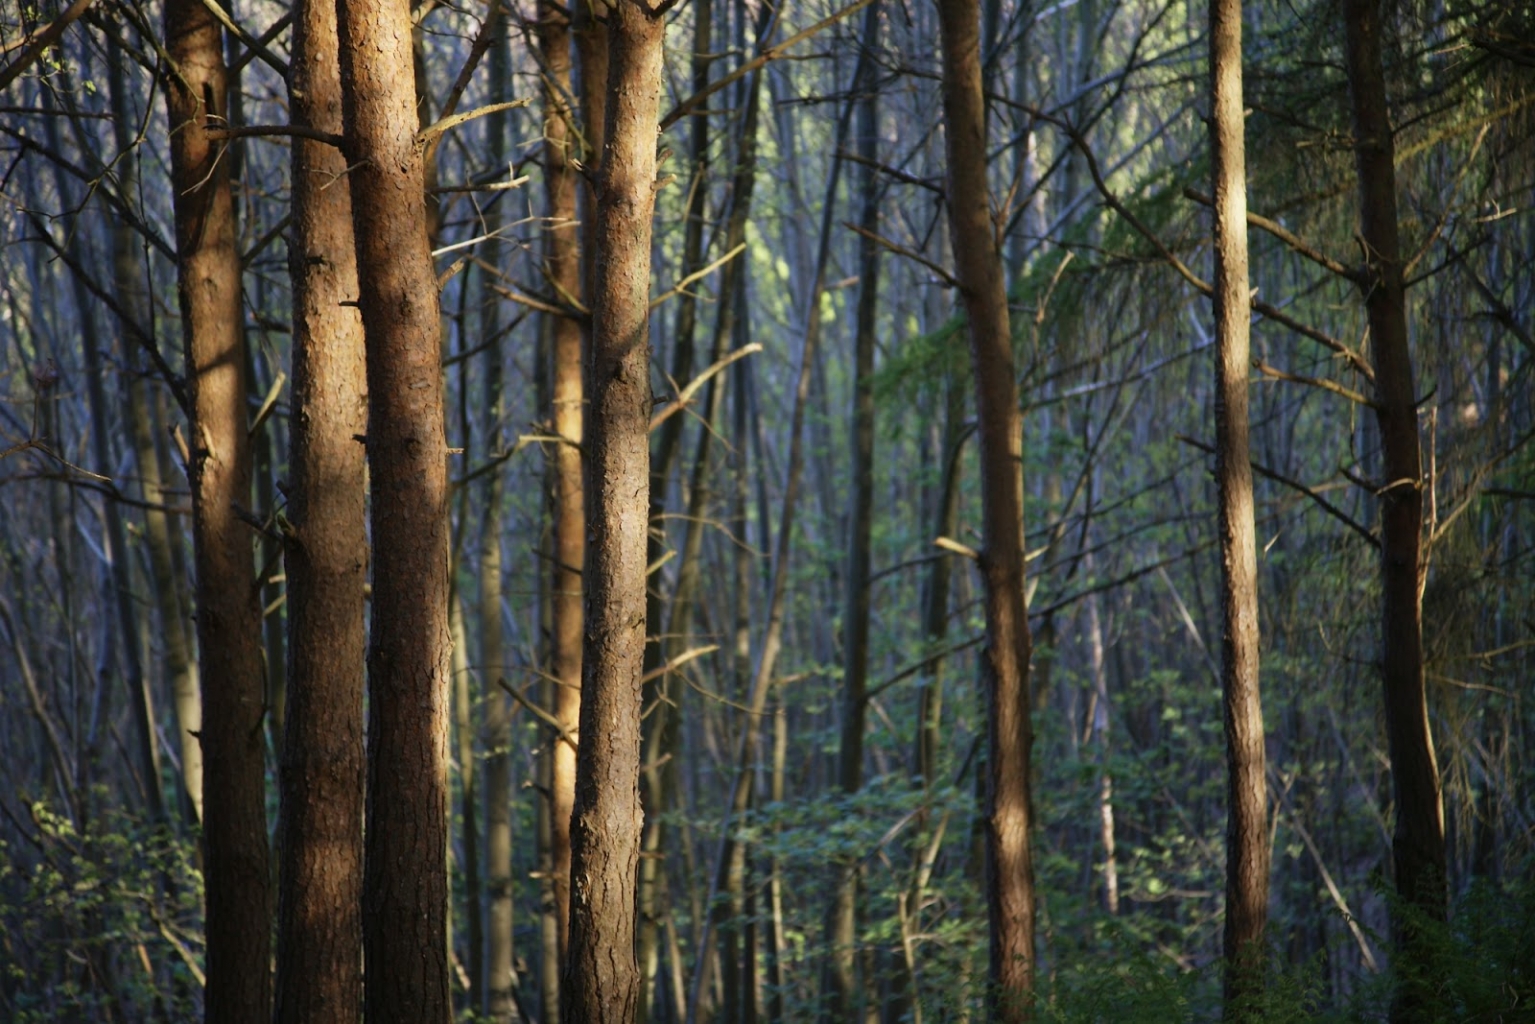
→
(274, 1, 368, 1020)
(1341, 0, 1446, 1017)
(561, 4, 665, 1021)
(1210, 0, 1269, 1012)
(937, 0, 1037, 1016)
(161, 6, 272, 1021)
(336, 0, 454, 1020)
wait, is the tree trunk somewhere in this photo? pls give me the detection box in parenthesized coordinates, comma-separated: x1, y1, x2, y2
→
(482, 12, 520, 1021)
(274, 3, 368, 1021)
(1340, 0, 1446, 1017)
(937, 0, 1038, 1016)
(826, 6, 882, 1015)
(161, 6, 273, 1021)
(336, 0, 454, 1019)
(534, 2, 580, 1013)
(638, 3, 711, 1015)
(1208, 0, 1269, 1011)
(561, 4, 665, 1022)
(553, 0, 606, 971)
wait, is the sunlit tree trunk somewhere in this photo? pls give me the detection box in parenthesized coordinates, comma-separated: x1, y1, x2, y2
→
(561, 2, 665, 1021)
(336, 0, 453, 1018)
(274, 2, 368, 1021)
(937, 0, 1038, 1016)
(161, 6, 272, 1021)
(1208, 0, 1268, 1011)
(1341, 0, 1446, 1017)
(552, 0, 607, 971)
(534, 1, 579, 1014)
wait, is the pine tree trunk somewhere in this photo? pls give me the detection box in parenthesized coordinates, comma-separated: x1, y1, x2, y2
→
(1341, 0, 1446, 1017)
(161, 6, 273, 1021)
(274, 3, 368, 1021)
(1209, 0, 1269, 1011)
(937, 0, 1038, 1016)
(336, 0, 454, 1018)
(561, 3, 665, 1021)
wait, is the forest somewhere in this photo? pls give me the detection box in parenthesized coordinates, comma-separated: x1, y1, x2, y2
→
(0, 0, 1531, 1020)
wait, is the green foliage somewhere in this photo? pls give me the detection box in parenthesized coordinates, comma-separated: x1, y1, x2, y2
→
(0, 797, 204, 1022)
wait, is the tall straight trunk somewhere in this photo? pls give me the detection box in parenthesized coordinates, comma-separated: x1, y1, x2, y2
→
(826, 7, 882, 1016)
(535, 0, 580, 1013)
(553, 0, 607, 968)
(1209, 0, 1268, 1011)
(161, 6, 272, 1022)
(274, 2, 368, 1021)
(638, 2, 711, 1014)
(336, 0, 454, 1019)
(482, 12, 520, 1022)
(937, 0, 1038, 1017)
(1341, 0, 1446, 1016)
(560, 5, 665, 1023)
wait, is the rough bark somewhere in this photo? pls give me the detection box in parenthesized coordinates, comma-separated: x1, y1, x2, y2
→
(161, 5, 272, 1021)
(336, 0, 454, 1019)
(1341, 0, 1447, 1016)
(937, 0, 1038, 1015)
(1209, 0, 1269, 1011)
(274, 2, 368, 1021)
(560, 3, 665, 1022)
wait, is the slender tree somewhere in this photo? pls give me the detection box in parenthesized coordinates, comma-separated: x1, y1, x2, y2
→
(482, 11, 521, 1022)
(826, 5, 883, 1016)
(336, 0, 454, 1018)
(1209, 0, 1269, 1010)
(274, 0, 368, 1020)
(561, 1, 667, 1020)
(937, 0, 1038, 1016)
(534, 0, 581, 1011)
(551, 0, 607, 970)
(162, 5, 272, 1021)
(1341, 0, 1446, 1016)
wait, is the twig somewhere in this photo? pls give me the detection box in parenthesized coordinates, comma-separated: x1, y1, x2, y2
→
(1252, 359, 1376, 407)
(659, 0, 877, 131)
(418, 99, 532, 147)
(650, 243, 747, 309)
(206, 124, 346, 149)
(640, 645, 720, 685)
(649, 343, 762, 432)
(1183, 186, 1358, 281)
(1177, 434, 1378, 549)
(844, 222, 959, 288)
(198, 0, 288, 78)
(498, 678, 577, 749)
(0, 0, 95, 94)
